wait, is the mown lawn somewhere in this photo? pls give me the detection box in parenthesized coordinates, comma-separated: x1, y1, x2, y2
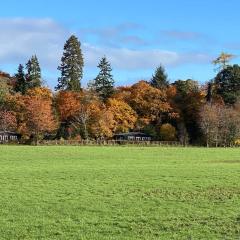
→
(0, 146, 240, 239)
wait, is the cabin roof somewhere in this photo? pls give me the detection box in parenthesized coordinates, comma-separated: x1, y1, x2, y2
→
(114, 132, 150, 137)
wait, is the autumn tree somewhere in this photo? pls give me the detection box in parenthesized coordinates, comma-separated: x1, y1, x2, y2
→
(111, 86, 132, 102)
(0, 110, 17, 132)
(0, 79, 10, 106)
(24, 96, 56, 144)
(70, 91, 100, 139)
(0, 71, 14, 108)
(55, 91, 82, 138)
(56, 91, 81, 122)
(26, 55, 42, 88)
(0, 81, 17, 134)
(57, 90, 114, 139)
(26, 87, 53, 99)
(165, 85, 180, 121)
(14, 86, 57, 144)
(128, 81, 173, 128)
(92, 57, 115, 101)
(106, 98, 137, 133)
(150, 65, 169, 90)
(88, 106, 115, 139)
(56, 35, 84, 91)
(212, 52, 234, 71)
(3, 93, 27, 138)
(56, 90, 118, 140)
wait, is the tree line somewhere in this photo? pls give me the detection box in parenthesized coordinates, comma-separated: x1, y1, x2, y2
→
(0, 35, 240, 146)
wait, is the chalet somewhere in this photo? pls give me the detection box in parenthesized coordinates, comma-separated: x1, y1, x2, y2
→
(0, 131, 20, 143)
(113, 132, 151, 141)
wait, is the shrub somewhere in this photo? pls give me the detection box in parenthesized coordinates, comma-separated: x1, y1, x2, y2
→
(160, 123, 176, 141)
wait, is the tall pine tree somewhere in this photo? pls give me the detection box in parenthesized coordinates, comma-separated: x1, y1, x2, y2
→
(150, 65, 169, 90)
(92, 57, 114, 101)
(56, 35, 84, 91)
(15, 64, 27, 94)
(26, 55, 42, 88)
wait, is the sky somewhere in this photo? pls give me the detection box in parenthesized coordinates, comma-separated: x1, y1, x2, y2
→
(0, 0, 240, 88)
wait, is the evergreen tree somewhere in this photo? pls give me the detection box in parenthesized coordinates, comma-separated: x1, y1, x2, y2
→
(56, 35, 84, 91)
(92, 57, 115, 101)
(215, 64, 240, 104)
(150, 65, 169, 89)
(26, 55, 42, 88)
(15, 64, 27, 94)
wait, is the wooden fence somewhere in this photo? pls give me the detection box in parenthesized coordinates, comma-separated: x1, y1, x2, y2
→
(39, 139, 182, 146)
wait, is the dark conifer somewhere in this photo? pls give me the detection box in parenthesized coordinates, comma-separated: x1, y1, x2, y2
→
(56, 35, 84, 91)
(150, 65, 169, 90)
(15, 64, 27, 94)
(26, 55, 42, 88)
(92, 56, 114, 101)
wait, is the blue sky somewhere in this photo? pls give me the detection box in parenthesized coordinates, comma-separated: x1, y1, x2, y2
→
(1, 0, 240, 88)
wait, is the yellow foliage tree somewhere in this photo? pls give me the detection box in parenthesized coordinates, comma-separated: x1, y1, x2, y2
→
(212, 52, 235, 70)
(107, 98, 137, 133)
(26, 87, 53, 99)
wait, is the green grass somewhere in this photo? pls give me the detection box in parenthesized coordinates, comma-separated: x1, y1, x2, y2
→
(0, 146, 240, 239)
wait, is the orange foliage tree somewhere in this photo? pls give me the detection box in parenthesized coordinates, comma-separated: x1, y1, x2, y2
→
(128, 81, 174, 128)
(106, 98, 137, 133)
(55, 91, 81, 122)
(88, 107, 115, 139)
(56, 90, 115, 139)
(24, 95, 57, 144)
(70, 91, 103, 139)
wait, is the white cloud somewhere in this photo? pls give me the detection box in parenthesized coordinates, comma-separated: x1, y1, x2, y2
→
(79, 23, 146, 47)
(0, 18, 212, 75)
(83, 43, 212, 70)
(0, 18, 69, 69)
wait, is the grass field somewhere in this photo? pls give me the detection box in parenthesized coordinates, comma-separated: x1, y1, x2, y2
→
(0, 146, 240, 239)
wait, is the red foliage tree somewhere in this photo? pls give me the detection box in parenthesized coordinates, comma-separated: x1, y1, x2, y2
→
(24, 96, 57, 144)
(0, 110, 17, 132)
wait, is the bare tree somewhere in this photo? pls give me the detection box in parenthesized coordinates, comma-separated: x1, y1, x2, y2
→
(70, 91, 99, 140)
(199, 104, 219, 147)
(71, 104, 91, 140)
(200, 103, 240, 147)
